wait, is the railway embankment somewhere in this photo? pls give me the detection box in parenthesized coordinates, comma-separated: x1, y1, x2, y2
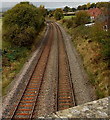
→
(61, 18, 109, 99)
(56, 22, 96, 105)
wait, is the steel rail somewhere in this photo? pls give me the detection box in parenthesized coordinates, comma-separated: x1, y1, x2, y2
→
(9, 22, 53, 119)
(57, 23, 76, 106)
(54, 23, 76, 111)
(30, 23, 54, 119)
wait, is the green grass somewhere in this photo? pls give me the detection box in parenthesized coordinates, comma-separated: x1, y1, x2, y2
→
(64, 15, 76, 19)
(0, 18, 2, 49)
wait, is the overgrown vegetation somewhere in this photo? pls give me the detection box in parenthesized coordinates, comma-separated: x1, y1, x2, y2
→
(62, 11, 90, 28)
(2, 2, 46, 95)
(75, 11, 90, 26)
(62, 9, 110, 98)
(0, 18, 2, 48)
(54, 8, 64, 20)
(3, 2, 45, 47)
(77, 2, 109, 10)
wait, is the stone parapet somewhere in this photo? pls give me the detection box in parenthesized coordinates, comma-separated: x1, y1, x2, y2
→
(53, 97, 109, 118)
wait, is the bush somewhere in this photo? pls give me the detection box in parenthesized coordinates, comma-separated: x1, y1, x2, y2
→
(3, 47, 29, 65)
(89, 23, 110, 67)
(75, 11, 90, 26)
(3, 2, 45, 47)
(101, 36, 110, 67)
(66, 19, 74, 28)
(54, 8, 64, 20)
(62, 19, 67, 24)
(73, 23, 110, 68)
(62, 17, 76, 29)
(3, 25, 36, 46)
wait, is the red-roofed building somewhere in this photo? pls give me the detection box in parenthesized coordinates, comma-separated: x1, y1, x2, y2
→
(87, 8, 102, 20)
(87, 7, 109, 30)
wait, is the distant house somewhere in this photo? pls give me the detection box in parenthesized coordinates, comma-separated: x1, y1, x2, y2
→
(87, 8, 109, 30)
(87, 8, 102, 21)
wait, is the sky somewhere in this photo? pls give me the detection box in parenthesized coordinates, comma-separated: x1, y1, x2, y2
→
(1, 0, 109, 11)
(1, 0, 109, 2)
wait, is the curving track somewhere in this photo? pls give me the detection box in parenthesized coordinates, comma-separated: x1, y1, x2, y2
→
(5, 22, 76, 119)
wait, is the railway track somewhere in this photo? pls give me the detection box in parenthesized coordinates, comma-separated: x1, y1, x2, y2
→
(8, 23, 54, 119)
(55, 23, 75, 111)
(5, 22, 76, 119)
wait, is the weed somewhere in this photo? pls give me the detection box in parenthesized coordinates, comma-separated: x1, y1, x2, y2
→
(88, 71, 96, 85)
(96, 88, 105, 99)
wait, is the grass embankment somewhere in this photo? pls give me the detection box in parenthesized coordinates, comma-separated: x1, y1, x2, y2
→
(0, 18, 2, 97)
(0, 18, 2, 48)
(2, 27, 46, 96)
(62, 19, 109, 99)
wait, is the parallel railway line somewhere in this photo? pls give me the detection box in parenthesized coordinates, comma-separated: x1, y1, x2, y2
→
(4, 22, 76, 119)
(55, 23, 75, 111)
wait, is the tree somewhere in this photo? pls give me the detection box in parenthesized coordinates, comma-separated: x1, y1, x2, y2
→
(77, 4, 87, 10)
(39, 5, 47, 17)
(48, 10, 54, 17)
(54, 8, 64, 20)
(90, 3, 96, 8)
(96, 2, 109, 8)
(3, 2, 45, 47)
(81, 4, 87, 10)
(72, 7, 76, 12)
(87, 3, 91, 9)
(77, 5, 82, 10)
(75, 11, 90, 26)
(63, 6, 72, 12)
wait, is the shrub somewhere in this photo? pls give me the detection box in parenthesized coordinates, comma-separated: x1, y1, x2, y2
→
(101, 36, 110, 67)
(3, 2, 45, 47)
(3, 25, 36, 46)
(66, 19, 74, 28)
(75, 11, 90, 26)
(54, 8, 64, 20)
(3, 47, 29, 65)
(62, 19, 67, 24)
(76, 23, 110, 68)
(62, 17, 76, 29)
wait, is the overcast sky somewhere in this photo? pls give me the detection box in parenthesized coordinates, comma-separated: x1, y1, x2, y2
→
(1, 0, 109, 2)
(1, 0, 109, 11)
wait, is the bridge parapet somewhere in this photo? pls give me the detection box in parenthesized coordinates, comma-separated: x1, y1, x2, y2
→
(53, 97, 109, 118)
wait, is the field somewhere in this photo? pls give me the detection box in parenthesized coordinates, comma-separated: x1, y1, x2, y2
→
(0, 18, 2, 49)
(63, 15, 76, 19)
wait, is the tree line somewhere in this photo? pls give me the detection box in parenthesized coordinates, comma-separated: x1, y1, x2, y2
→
(63, 2, 110, 12)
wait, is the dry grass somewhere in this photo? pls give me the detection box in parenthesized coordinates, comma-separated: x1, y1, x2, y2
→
(73, 37, 109, 98)
(0, 18, 2, 49)
(61, 19, 109, 98)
